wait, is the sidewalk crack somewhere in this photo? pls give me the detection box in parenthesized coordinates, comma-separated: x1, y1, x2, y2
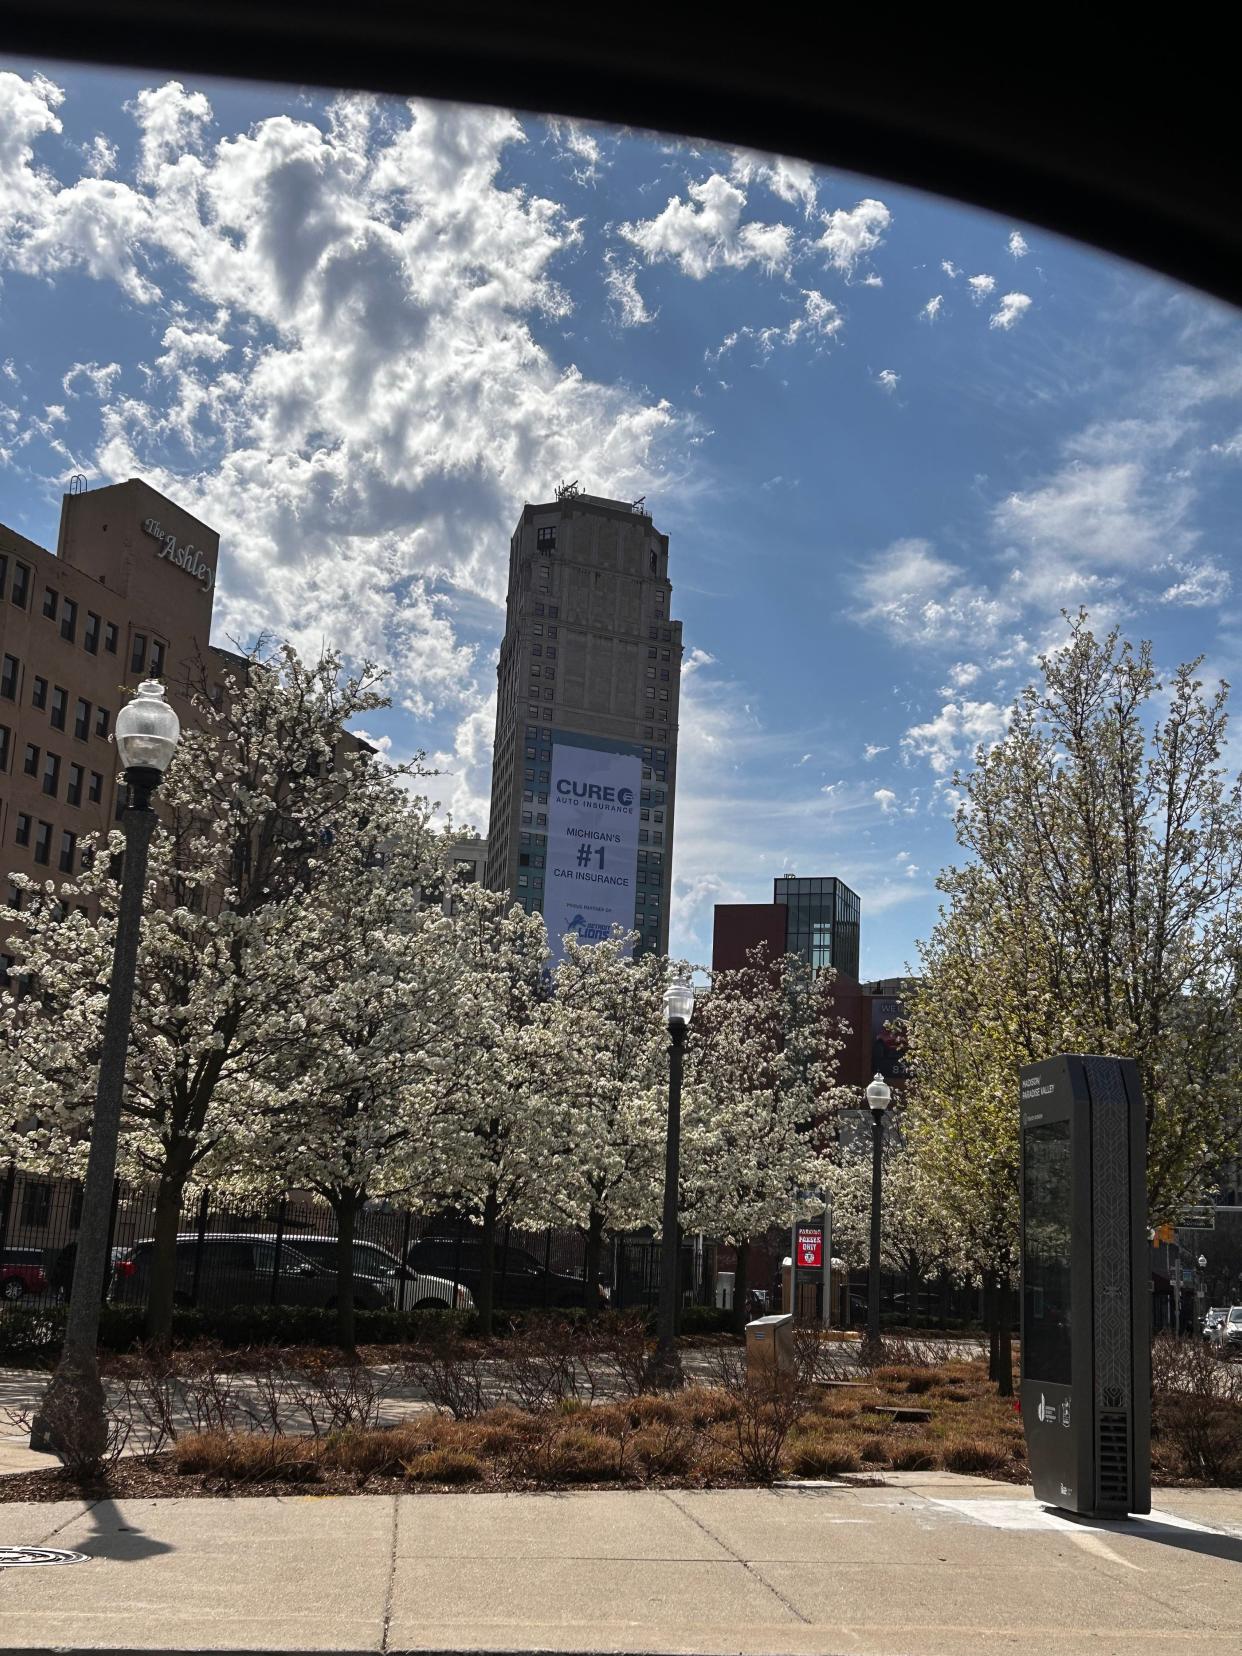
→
(661, 1490, 811, 1625)
(381, 1493, 399, 1653)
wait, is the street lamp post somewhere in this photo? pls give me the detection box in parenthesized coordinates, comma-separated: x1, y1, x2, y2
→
(1197, 1254, 1208, 1329)
(30, 681, 180, 1456)
(865, 1072, 891, 1350)
(649, 970, 695, 1387)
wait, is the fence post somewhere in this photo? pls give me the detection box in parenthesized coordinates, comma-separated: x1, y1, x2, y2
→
(398, 1208, 413, 1310)
(191, 1188, 209, 1307)
(270, 1194, 288, 1306)
(101, 1178, 120, 1305)
(450, 1213, 463, 1310)
(542, 1227, 552, 1308)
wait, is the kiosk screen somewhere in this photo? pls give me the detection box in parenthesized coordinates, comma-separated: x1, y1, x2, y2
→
(1023, 1119, 1072, 1384)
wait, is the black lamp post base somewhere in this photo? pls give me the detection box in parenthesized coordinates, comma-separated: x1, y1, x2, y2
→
(644, 1343, 684, 1391)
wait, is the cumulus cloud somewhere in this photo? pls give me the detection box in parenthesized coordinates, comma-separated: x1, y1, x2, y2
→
(861, 272, 883, 288)
(864, 743, 889, 760)
(619, 172, 792, 279)
(876, 368, 900, 394)
(920, 294, 943, 322)
(546, 117, 606, 183)
(1008, 230, 1029, 258)
(990, 291, 1032, 329)
(945, 660, 981, 688)
(816, 197, 890, 278)
(941, 259, 960, 278)
(853, 537, 1017, 649)
(967, 273, 995, 300)
(874, 788, 897, 813)
(0, 73, 690, 771)
(603, 253, 653, 327)
(729, 149, 818, 214)
(902, 699, 1007, 774)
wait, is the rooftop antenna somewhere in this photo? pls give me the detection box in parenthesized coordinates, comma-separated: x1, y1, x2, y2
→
(69, 473, 88, 495)
(632, 495, 647, 513)
(555, 478, 580, 501)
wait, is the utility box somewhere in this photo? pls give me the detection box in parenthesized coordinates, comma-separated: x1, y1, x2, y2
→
(746, 1312, 794, 1380)
(1019, 1054, 1151, 1517)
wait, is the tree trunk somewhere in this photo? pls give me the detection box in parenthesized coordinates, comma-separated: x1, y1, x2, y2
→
(996, 1279, 1015, 1397)
(730, 1240, 750, 1336)
(331, 1188, 358, 1354)
(985, 1274, 1001, 1382)
(583, 1206, 604, 1316)
(478, 1186, 498, 1337)
(144, 1166, 189, 1345)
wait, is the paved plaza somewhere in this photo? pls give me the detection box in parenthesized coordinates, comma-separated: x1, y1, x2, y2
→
(0, 1475, 1239, 1655)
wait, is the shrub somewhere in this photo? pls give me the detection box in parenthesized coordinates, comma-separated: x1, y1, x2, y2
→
(787, 1431, 862, 1476)
(631, 1421, 694, 1477)
(174, 1430, 320, 1483)
(941, 1438, 1008, 1475)
(678, 1306, 734, 1336)
(402, 1449, 485, 1484)
(542, 1424, 621, 1483)
(887, 1442, 936, 1471)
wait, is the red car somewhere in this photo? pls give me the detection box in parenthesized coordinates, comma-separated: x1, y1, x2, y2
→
(1, 1249, 49, 1302)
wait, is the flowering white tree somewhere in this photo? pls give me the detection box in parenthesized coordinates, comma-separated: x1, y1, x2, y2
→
(227, 779, 462, 1349)
(540, 931, 668, 1307)
(0, 642, 439, 1341)
(681, 950, 843, 1331)
(429, 886, 555, 1334)
(823, 1138, 950, 1324)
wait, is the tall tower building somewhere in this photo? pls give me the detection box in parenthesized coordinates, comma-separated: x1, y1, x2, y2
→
(485, 485, 680, 957)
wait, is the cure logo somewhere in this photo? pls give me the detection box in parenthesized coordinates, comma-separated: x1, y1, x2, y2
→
(556, 779, 634, 807)
(142, 518, 214, 592)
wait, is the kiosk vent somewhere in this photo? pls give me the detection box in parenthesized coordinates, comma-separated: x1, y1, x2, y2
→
(1097, 1411, 1130, 1504)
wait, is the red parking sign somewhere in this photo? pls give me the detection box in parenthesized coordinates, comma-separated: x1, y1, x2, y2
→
(796, 1229, 822, 1269)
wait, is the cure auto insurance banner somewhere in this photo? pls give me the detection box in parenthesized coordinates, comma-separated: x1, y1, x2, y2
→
(546, 743, 641, 959)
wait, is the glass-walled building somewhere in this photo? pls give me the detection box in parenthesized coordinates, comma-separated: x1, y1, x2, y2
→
(773, 874, 860, 981)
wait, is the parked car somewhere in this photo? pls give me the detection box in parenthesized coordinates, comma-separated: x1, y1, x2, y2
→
(1215, 1305, 1242, 1358)
(277, 1234, 473, 1311)
(1, 1248, 49, 1302)
(404, 1235, 607, 1310)
(1203, 1306, 1229, 1342)
(108, 1232, 394, 1311)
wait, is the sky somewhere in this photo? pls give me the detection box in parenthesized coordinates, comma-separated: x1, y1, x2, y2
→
(3, 60, 1242, 978)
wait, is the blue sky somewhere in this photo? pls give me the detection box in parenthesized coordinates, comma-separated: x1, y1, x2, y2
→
(3, 60, 1242, 976)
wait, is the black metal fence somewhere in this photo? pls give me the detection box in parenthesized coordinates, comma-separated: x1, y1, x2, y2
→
(0, 1166, 716, 1317)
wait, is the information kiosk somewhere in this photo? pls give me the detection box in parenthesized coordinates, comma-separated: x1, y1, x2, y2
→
(1019, 1054, 1150, 1517)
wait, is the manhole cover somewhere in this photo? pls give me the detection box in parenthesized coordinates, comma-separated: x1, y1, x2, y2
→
(0, 1546, 89, 1567)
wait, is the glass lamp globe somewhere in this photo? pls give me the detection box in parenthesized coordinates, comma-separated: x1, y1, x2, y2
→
(663, 972, 695, 1028)
(865, 1073, 892, 1114)
(115, 679, 181, 775)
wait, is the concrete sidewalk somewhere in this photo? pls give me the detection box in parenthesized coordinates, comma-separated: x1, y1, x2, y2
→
(0, 1474, 1240, 1656)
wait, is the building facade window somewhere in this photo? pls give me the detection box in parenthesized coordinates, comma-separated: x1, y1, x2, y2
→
(50, 686, 67, 731)
(33, 820, 52, 865)
(151, 638, 166, 677)
(88, 770, 103, 804)
(15, 813, 32, 846)
(67, 762, 84, 807)
(104, 621, 118, 654)
(31, 675, 47, 710)
(42, 752, 60, 797)
(42, 586, 58, 620)
(1, 654, 18, 700)
(84, 611, 100, 654)
(23, 742, 39, 776)
(0, 725, 8, 772)
(95, 706, 110, 738)
(74, 698, 90, 739)
(60, 598, 77, 643)
(131, 633, 147, 674)
(10, 563, 29, 608)
(59, 831, 76, 873)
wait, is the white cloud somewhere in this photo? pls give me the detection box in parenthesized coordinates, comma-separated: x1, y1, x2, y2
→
(682, 646, 716, 676)
(62, 361, 121, 398)
(795, 752, 812, 765)
(902, 700, 1007, 774)
(861, 272, 883, 288)
(990, 291, 1032, 330)
(602, 253, 653, 327)
(816, 197, 890, 278)
(729, 149, 818, 215)
(0, 74, 691, 774)
(967, 273, 995, 300)
(874, 788, 897, 813)
(920, 294, 943, 322)
(941, 259, 960, 278)
(876, 368, 900, 394)
(1160, 557, 1231, 607)
(619, 172, 793, 279)
(864, 743, 889, 760)
(1008, 230, 1029, 258)
(546, 117, 606, 183)
(853, 538, 1017, 649)
(705, 288, 841, 363)
(83, 134, 117, 176)
(945, 660, 981, 688)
